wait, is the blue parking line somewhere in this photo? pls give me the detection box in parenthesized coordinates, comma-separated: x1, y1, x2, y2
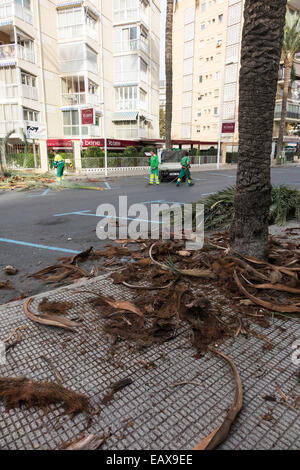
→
(54, 210, 162, 224)
(0, 238, 80, 254)
(53, 210, 92, 217)
(143, 200, 166, 204)
(28, 188, 52, 198)
(105, 182, 112, 190)
(206, 172, 235, 178)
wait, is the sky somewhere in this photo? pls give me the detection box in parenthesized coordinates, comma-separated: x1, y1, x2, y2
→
(160, 0, 167, 80)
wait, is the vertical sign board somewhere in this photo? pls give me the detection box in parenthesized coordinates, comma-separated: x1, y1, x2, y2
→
(222, 122, 235, 134)
(81, 108, 94, 125)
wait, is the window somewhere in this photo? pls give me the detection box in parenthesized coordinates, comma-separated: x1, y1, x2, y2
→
(201, 2, 206, 11)
(214, 88, 219, 97)
(23, 107, 39, 122)
(114, 120, 139, 138)
(214, 107, 218, 115)
(199, 40, 204, 49)
(115, 55, 139, 82)
(63, 109, 79, 136)
(218, 14, 223, 23)
(115, 86, 138, 110)
(113, 0, 138, 22)
(200, 23, 206, 31)
(199, 75, 203, 83)
(214, 71, 220, 80)
(114, 26, 138, 52)
(21, 71, 36, 87)
(57, 7, 83, 39)
(140, 89, 147, 109)
(197, 110, 201, 117)
(59, 43, 98, 74)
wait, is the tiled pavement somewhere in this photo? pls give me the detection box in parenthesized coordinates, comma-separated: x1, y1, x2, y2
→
(0, 274, 299, 450)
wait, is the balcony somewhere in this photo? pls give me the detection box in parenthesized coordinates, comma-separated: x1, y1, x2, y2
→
(0, 43, 34, 65)
(113, 2, 149, 26)
(275, 111, 300, 120)
(114, 38, 148, 54)
(61, 92, 100, 107)
(0, 83, 18, 100)
(0, 0, 33, 25)
(63, 124, 100, 137)
(57, 24, 98, 42)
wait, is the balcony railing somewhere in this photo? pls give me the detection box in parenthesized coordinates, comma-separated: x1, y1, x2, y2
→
(275, 111, 300, 120)
(21, 84, 38, 101)
(57, 24, 98, 41)
(0, 1, 33, 24)
(63, 124, 100, 137)
(0, 83, 38, 101)
(114, 39, 148, 54)
(113, 6, 149, 25)
(0, 44, 34, 63)
(61, 92, 100, 107)
(0, 83, 18, 100)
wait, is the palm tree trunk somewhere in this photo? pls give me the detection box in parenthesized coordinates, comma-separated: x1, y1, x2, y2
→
(0, 157, 4, 178)
(276, 59, 292, 158)
(165, 0, 173, 150)
(230, 0, 287, 259)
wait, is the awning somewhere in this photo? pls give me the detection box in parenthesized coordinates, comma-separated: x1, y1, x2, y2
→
(112, 112, 138, 122)
(0, 60, 17, 67)
(56, 0, 83, 9)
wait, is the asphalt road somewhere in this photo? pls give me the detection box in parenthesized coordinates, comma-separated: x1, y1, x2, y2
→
(0, 166, 299, 303)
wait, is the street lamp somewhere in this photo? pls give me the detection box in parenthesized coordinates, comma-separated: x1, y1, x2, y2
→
(99, 100, 107, 177)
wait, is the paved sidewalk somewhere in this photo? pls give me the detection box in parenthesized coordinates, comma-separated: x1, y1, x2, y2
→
(0, 273, 299, 450)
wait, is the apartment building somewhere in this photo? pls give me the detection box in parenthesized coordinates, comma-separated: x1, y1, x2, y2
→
(0, 0, 160, 170)
(172, 0, 300, 161)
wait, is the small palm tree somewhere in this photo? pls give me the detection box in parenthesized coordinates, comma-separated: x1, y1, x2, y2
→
(276, 10, 300, 158)
(0, 130, 15, 177)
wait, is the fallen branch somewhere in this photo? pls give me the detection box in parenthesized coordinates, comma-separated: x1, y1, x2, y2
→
(122, 280, 174, 290)
(194, 348, 243, 450)
(65, 433, 105, 450)
(23, 297, 81, 330)
(233, 271, 300, 314)
(41, 355, 63, 385)
(149, 243, 216, 279)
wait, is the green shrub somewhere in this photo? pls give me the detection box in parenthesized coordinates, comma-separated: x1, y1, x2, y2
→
(6, 152, 40, 169)
(194, 185, 300, 230)
(123, 146, 138, 158)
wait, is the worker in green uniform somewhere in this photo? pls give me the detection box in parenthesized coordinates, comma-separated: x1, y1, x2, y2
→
(176, 154, 194, 187)
(53, 150, 65, 183)
(149, 151, 160, 185)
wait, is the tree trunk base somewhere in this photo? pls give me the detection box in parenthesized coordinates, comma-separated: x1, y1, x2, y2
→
(230, 188, 270, 260)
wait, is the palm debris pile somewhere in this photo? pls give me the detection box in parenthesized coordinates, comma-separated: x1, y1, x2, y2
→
(0, 376, 91, 417)
(0, 173, 56, 191)
(1, 231, 299, 449)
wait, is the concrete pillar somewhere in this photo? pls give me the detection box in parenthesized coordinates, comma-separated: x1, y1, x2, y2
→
(73, 140, 82, 173)
(39, 140, 48, 172)
(221, 143, 227, 164)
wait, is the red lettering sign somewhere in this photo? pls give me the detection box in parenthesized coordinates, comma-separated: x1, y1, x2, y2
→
(222, 122, 235, 134)
(81, 108, 94, 125)
(47, 139, 73, 148)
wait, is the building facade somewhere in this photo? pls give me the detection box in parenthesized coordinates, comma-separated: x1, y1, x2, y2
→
(0, 0, 160, 170)
(172, 0, 300, 161)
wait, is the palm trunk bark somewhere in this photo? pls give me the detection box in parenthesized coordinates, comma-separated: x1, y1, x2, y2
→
(230, 0, 287, 260)
(0, 157, 4, 178)
(276, 59, 292, 158)
(165, 0, 173, 150)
